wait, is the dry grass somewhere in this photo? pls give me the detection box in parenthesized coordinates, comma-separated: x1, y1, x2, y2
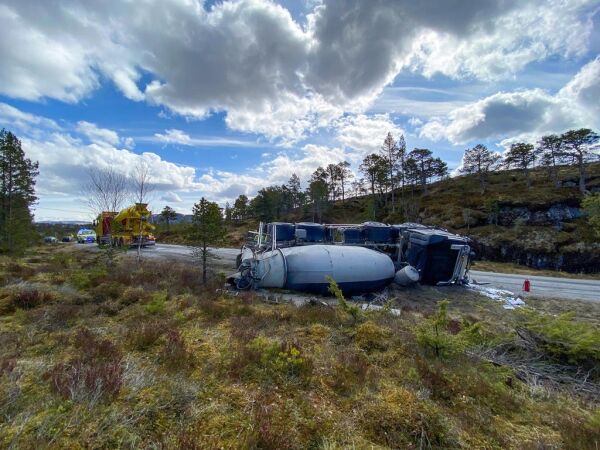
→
(0, 246, 599, 449)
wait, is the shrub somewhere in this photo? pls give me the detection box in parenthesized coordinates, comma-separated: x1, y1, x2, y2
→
(89, 281, 125, 304)
(327, 276, 362, 324)
(145, 291, 168, 315)
(48, 328, 124, 405)
(233, 336, 312, 384)
(120, 286, 148, 305)
(160, 329, 193, 370)
(518, 310, 600, 367)
(355, 321, 390, 352)
(0, 357, 17, 377)
(1, 282, 55, 313)
(361, 386, 450, 448)
(329, 350, 370, 396)
(125, 319, 167, 351)
(416, 300, 481, 359)
(68, 266, 108, 290)
(249, 392, 324, 450)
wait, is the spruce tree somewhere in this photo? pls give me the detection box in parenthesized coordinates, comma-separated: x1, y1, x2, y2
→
(0, 129, 39, 253)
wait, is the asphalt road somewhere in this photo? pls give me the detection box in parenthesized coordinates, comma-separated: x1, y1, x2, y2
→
(119, 244, 600, 302)
(469, 270, 600, 302)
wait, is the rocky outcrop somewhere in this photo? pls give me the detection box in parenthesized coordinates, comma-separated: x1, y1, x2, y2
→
(496, 203, 582, 227)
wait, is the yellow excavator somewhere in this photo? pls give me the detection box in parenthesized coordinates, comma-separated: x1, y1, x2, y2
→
(96, 203, 156, 247)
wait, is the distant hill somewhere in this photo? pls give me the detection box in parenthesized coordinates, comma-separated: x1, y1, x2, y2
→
(150, 213, 192, 225)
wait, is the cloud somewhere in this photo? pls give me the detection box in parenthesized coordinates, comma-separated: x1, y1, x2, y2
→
(0, 102, 59, 133)
(161, 191, 183, 203)
(154, 129, 192, 145)
(76, 121, 120, 146)
(152, 129, 259, 147)
(420, 57, 600, 144)
(335, 114, 405, 160)
(1, 0, 596, 142)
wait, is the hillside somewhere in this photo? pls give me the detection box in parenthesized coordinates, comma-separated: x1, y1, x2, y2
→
(282, 163, 600, 274)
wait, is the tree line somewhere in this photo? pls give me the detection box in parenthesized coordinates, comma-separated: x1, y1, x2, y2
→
(215, 128, 598, 224)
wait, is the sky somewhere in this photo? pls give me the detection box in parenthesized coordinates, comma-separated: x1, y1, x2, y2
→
(0, 0, 599, 221)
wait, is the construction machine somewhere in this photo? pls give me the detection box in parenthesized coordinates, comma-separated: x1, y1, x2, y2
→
(96, 203, 156, 247)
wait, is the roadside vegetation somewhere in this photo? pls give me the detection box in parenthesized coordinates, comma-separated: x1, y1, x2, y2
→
(1, 246, 599, 449)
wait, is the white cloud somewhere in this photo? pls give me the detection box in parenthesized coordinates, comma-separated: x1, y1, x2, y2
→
(161, 192, 183, 203)
(0, 102, 59, 133)
(420, 57, 600, 144)
(1, 0, 596, 142)
(410, 0, 595, 81)
(76, 121, 120, 146)
(154, 129, 192, 145)
(152, 128, 260, 147)
(335, 114, 405, 160)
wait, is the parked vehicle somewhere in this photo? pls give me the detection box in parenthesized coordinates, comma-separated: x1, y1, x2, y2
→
(76, 229, 96, 243)
(62, 235, 74, 242)
(95, 203, 156, 247)
(44, 236, 58, 244)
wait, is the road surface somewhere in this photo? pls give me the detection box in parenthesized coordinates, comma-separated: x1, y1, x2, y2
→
(469, 270, 600, 302)
(102, 244, 600, 302)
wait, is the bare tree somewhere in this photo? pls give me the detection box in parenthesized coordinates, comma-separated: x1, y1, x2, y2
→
(83, 167, 129, 217)
(82, 167, 130, 266)
(131, 160, 155, 262)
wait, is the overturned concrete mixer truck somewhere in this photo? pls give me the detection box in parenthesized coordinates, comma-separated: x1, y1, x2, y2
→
(229, 222, 473, 294)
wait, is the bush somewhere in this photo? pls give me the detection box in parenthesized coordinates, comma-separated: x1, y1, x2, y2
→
(125, 319, 167, 350)
(361, 386, 451, 448)
(145, 291, 168, 315)
(355, 321, 390, 352)
(120, 286, 148, 305)
(89, 281, 125, 304)
(518, 310, 600, 367)
(233, 336, 312, 384)
(48, 328, 124, 405)
(416, 300, 481, 359)
(68, 266, 107, 290)
(1, 282, 55, 313)
(160, 329, 193, 370)
(329, 350, 370, 396)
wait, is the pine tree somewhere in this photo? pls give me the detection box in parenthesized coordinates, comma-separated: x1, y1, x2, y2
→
(407, 148, 434, 193)
(336, 161, 352, 202)
(233, 194, 249, 221)
(191, 198, 225, 284)
(0, 129, 39, 253)
(536, 134, 563, 188)
(504, 142, 536, 189)
(459, 144, 501, 192)
(559, 128, 600, 194)
(380, 132, 399, 211)
(360, 153, 388, 218)
(160, 205, 177, 230)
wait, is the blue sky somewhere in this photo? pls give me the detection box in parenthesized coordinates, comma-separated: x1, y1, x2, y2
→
(0, 0, 598, 221)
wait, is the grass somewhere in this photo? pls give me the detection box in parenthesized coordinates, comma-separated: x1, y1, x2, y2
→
(0, 247, 599, 448)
